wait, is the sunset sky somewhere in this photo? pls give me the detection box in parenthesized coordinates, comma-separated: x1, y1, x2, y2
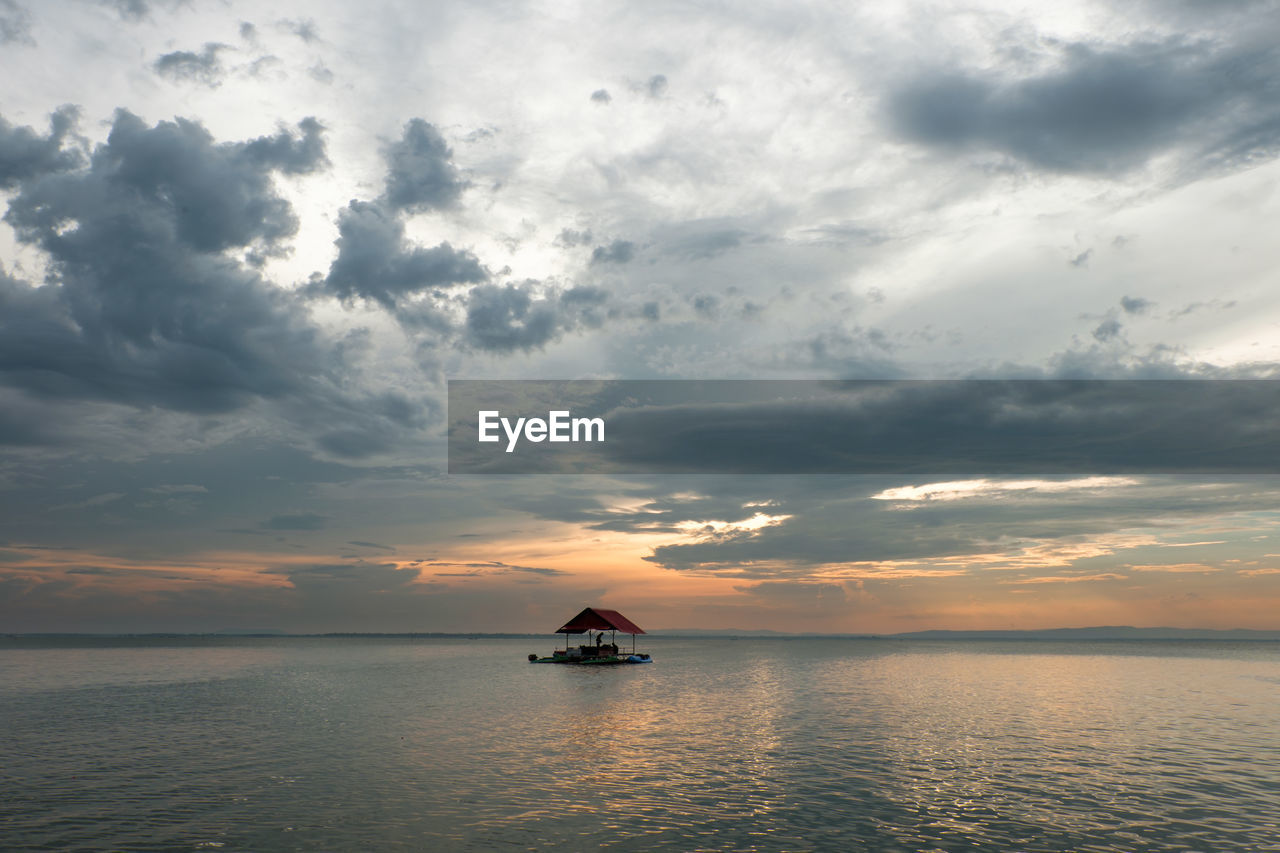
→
(3, 0, 1280, 633)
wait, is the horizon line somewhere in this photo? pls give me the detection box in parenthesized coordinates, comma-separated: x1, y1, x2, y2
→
(4, 625, 1279, 639)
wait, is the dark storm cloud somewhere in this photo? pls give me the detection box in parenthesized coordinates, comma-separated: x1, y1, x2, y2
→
(451, 380, 1280, 474)
(464, 282, 560, 351)
(887, 35, 1280, 175)
(382, 119, 468, 213)
(0, 385, 58, 446)
(153, 43, 227, 87)
(590, 239, 635, 265)
(462, 282, 608, 352)
(314, 423, 398, 459)
(603, 381, 1280, 474)
(7, 109, 325, 249)
(317, 199, 487, 309)
(0, 0, 32, 45)
(0, 109, 338, 416)
(0, 107, 83, 188)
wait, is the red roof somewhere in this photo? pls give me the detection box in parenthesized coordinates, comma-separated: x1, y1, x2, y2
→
(556, 607, 647, 635)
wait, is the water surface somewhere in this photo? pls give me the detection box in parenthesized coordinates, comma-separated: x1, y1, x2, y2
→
(2, 636, 1277, 851)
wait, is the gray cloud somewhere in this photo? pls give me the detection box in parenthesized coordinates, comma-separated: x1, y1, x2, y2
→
(1092, 318, 1123, 341)
(464, 281, 569, 352)
(261, 513, 328, 530)
(310, 112, 616, 352)
(0, 384, 62, 446)
(888, 36, 1280, 175)
(692, 294, 719, 319)
(0, 109, 335, 415)
(604, 380, 1280, 475)
(279, 17, 318, 43)
(590, 239, 635, 265)
(347, 540, 395, 551)
(153, 43, 227, 87)
(662, 227, 747, 260)
(644, 477, 1276, 575)
(0, 106, 83, 188)
(382, 119, 468, 213)
(145, 484, 207, 494)
(312, 118, 502, 340)
(318, 199, 487, 309)
(1121, 296, 1153, 315)
(422, 559, 568, 577)
(648, 74, 668, 97)
(457, 380, 1280, 474)
(7, 2, 1280, 634)
(0, 0, 32, 45)
(555, 228, 593, 247)
(101, 0, 148, 20)
(499, 471, 1280, 577)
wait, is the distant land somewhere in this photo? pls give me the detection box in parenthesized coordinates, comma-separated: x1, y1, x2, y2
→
(664, 626, 1280, 641)
(884, 626, 1280, 641)
(4, 626, 1278, 640)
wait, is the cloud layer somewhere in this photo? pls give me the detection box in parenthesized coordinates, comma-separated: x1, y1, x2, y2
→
(3, 0, 1280, 631)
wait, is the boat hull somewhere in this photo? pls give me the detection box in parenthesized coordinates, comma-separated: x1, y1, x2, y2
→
(529, 653, 652, 665)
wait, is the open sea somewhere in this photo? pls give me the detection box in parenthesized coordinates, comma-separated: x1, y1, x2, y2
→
(2, 636, 1278, 852)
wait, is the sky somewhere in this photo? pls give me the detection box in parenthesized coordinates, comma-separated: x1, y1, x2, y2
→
(3, 0, 1280, 634)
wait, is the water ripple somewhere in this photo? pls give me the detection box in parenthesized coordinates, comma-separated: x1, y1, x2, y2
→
(2, 637, 1278, 851)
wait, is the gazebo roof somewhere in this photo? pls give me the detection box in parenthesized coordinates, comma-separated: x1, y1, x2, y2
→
(556, 607, 646, 635)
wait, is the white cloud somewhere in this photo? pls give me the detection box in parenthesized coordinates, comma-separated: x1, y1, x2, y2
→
(871, 476, 1139, 504)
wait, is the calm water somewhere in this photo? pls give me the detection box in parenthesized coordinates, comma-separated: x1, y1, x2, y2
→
(2, 637, 1278, 852)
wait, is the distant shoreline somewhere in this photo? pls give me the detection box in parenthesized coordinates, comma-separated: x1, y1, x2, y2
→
(3, 627, 1279, 641)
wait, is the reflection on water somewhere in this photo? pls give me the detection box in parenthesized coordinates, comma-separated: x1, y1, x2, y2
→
(2, 636, 1278, 851)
